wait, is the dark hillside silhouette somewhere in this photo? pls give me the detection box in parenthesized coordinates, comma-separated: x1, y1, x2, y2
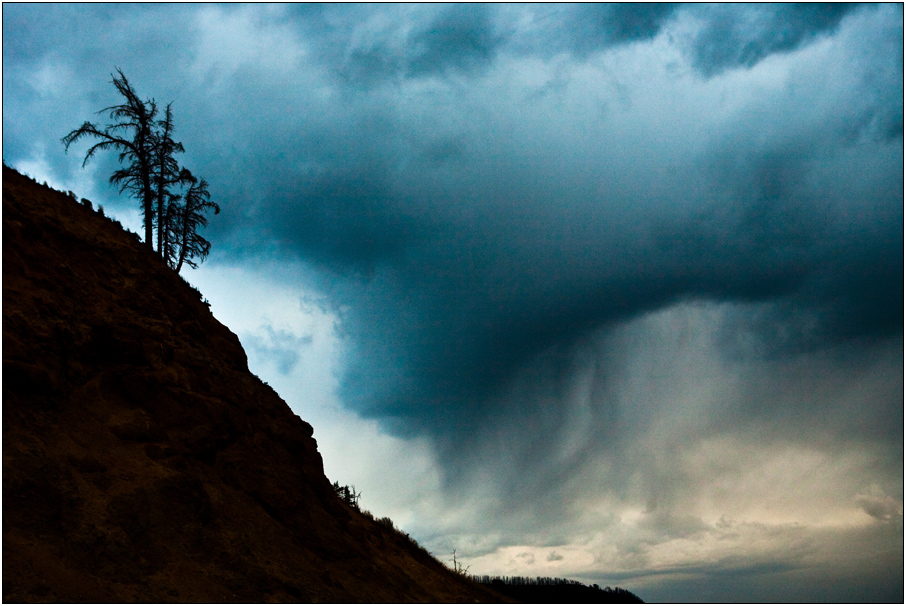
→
(1, 164, 505, 603)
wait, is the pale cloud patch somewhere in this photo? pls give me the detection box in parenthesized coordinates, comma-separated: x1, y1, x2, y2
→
(245, 325, 312, 376)
(855, 489, 904, 524)
(516, 551, 536, 565)
(190, 4, 307, 86)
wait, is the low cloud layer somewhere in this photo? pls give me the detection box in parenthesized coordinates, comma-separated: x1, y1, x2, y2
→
(3, 3, 902, 601)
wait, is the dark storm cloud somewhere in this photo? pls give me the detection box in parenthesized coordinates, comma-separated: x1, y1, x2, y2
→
(304, 3, 864, 89)
(432, 4, 866, 78)
(316, 4, 502, 87)
(330, 125, 902, 440)
(565, 3, 680, 55)
(4, 3, 901, 438)
(265, 163, 416, 271)
(683, 3, 861, 76)
(697, 143, 903, 351)
(407, 4, 501, 77)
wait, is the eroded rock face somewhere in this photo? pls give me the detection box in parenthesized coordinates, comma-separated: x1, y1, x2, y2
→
(2, 166, 501, 603)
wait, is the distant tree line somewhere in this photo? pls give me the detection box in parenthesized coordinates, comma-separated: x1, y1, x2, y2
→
(62, 68, 219, 272)
(472, 575, 644, 603)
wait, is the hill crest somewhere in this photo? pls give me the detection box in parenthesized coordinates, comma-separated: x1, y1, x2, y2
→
(2, 164, 504, 602)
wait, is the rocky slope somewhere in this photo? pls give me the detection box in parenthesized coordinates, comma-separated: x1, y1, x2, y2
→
(2, 165, 504, 602)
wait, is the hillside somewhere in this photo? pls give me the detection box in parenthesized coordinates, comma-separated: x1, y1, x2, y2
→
(2, 164, 506, 603)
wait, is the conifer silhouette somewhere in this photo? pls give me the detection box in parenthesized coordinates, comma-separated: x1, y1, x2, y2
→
(151, 103, 194, 255)
(172, 176, 219, 272)
(63, 69, 218, 271)
(62, 68, 157, 249)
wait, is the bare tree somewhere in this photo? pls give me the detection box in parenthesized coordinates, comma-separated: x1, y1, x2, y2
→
(63, 69, 219, 272)
(171, 176, 220, 273)
(450, 550, 470, 575)
(62, 68, 157, 249)
(151, 103, 194, 255)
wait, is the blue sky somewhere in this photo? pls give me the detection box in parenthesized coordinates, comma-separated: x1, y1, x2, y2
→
(3, 3, 903, 601)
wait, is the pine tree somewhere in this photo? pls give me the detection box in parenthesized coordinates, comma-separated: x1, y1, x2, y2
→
(63, 69, 219, 271)
(151, 103, 194, 255)
(62, 68, 157, 249)
(172, 177, 220, 273)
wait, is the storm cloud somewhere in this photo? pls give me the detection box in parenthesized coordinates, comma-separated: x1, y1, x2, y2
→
(3, 3, 902, 601)
(683, 3, 859, 75)
(276, 2, 903, 439)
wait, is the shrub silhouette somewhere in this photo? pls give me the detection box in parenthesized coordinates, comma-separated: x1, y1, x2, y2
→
(330, 481, 442, 566)
(332, 481, 362, 510)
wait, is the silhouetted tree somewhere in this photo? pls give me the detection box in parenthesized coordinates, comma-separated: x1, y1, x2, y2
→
(171, 176, 220, 273)
(450, 550, 470, 575)
(332, 481, 362, 510)
(63, 69, 218, 271)
(62, 68, 157, 249)
(151, 103, 194, 255)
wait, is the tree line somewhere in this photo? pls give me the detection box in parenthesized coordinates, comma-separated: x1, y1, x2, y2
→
(472, 575, 644, 603)
(63, 69, 219, 272)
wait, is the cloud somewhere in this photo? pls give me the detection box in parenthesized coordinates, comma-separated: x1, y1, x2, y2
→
(564, 3, 680, 55)
(465, 481, 903, 601)
(406, 4, 501, 77)
(326, 4, 502, 87)
(516, 551, 536, 565)
(6, 0, 901, 444)
(856, 491, 904, 524)
(3, 4, 902, 601)
(402, 300, 902, 601)
(680, 3, 862, 76)
(315, 4, 903, 441)
(245, 325, 312, 376)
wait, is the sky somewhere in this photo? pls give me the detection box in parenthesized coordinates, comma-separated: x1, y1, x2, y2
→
(3, 3, 903, 602)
